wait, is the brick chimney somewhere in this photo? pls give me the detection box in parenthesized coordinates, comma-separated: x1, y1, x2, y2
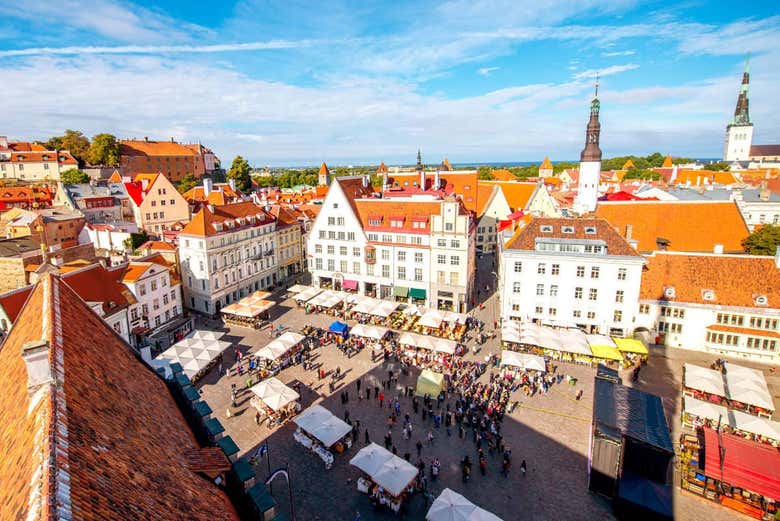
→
(21, 340, 53, 389)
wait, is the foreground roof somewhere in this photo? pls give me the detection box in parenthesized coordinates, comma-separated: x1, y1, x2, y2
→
(120, 140, 196, 157)
(180, 201, 275, 237)
(505, 217, 642, 257)
(0, 274, 239, 520)
(595, 201, 749, 253)
(481, 181, 538, 212)
(640, 251, 780, 308)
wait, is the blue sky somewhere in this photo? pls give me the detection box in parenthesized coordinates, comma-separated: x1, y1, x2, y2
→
(1, 1, 778, 166)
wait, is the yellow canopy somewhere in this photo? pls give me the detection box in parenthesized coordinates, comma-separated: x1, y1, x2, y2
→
(589, 344, 624, 361)
(614, 338, 649, 355)
(415, 369, 445, 397)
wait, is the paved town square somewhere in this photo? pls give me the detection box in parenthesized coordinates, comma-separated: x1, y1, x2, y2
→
(196, 286, 780, 521)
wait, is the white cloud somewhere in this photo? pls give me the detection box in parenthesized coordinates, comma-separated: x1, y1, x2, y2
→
(601, 50, 635, 57)
(478, 66, 500, 76)
(573, 63, 639, 79)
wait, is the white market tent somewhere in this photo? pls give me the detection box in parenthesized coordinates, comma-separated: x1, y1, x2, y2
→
(254, 332, 306, 361)
(307, 290, 345, 309)
(350, 443, 419, 497)
(250, 377, 300, 411)
(585, 334, 616, 348)
(398, 331, 457, 355)
(287, 284, 308, 293)
(350, 324, 390, 340)
(683, 396, 780, 442)
(378, 300, 401, 317)
(294, 405, 352, 448)
(188, 330, 225, 341)
(500, 350, 546, 372)
(295, 286, 322, 303)
(683, 363, 774, 412)
(683, 364, 725, 396)
(503, 322, 591, 356)
(441, 311, 468, 325)
(419, 309, 445, 329)
(351, 297, 385, 316)
(156, 333, 232, 379)
(426, 488, 504, 521)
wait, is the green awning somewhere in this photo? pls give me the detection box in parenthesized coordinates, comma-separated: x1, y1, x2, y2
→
(175, 373, 191, 387)
(205, 418, 225, 436)
(409, 288, 426, 300)
(248, 483, 278, 512)
(169, 362, 184, 374)
(192, 400, 212, 416)
(183, 386, 200, 401)
(393, 286, 409, 297)
(216, 436, 239, 457)
(233, 459, 256, 482)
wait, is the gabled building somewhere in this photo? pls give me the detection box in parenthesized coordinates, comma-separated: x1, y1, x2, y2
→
(119, 138, 200, 182)
(0, 186, 53, 210)
(0, 273, 240, 521)
(55, 181, 131, 223)
(0, 136, 79, 181)
(308, 176, 476, 311)
(499, 217, 645, 336)
(178, 201, 277, 315)
(473, 183, 510, 254)
(183, 178, 242, 210)
(636, 251, 780, 363)
(4, 208, 86, 250)
(124, 173, 190, 234)
(268, 204, 305, 280)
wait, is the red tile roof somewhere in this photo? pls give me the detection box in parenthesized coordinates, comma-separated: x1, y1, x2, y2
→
(490, 169, 517, 181)
(180, 201, 275, 237)
(750, 144, 780, 157)
(706, 324, 780, 339)
(183, 183, 242, 204)
(505, 217, 642, 257)
(119, 140, 196, 157)
(353, 197, 469, 234)
(481, 181, 538, 212)
(0, 274, 239, 520)
(0, 286, 32, 325)
(640, 252, 780, 308)
(595, 201, 749, 253)
(8, 151, 77, 164)
(137, 240, 176, 251)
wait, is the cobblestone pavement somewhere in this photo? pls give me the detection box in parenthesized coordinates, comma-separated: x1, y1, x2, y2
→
(194, 265, 779, 521)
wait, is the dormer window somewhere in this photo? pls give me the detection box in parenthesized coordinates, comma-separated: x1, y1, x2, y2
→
(540, 225, 553, 233)
(584, 227, 596, 235)
(368, 216, 382, 227)
(755, 295, 768, 306)
(562, 226, 574, 234)
(702, 290, 715, 301)
(664, 286, 676, 299)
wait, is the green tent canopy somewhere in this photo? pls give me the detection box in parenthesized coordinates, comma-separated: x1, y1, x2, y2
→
(393, 286, 409, 297)
(409, 288, 426, 300)
(416, 369, 445, 397)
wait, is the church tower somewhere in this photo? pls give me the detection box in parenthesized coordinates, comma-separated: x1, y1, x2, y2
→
(723, 56, 753, 162)
(318, 162, 330, 186)
(574, 80, 602, 214)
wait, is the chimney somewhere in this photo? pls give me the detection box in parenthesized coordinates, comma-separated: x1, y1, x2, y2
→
(434, 169, 441, 190)
(625, 224, 632, 240)
(628, 239, 639, 250)
(228, 178, 236, 191)
(759, 181, 770, 202)
(713, 244, 724, 254)
(170, 137, 175, 143)
(203, 176, 213, 196)
(144, 136, 149, 142)
(420, 169, 426, 190)
(21, 340, 53, 389)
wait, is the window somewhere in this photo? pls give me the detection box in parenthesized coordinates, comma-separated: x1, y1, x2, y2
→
(347, 232, 355, 241)
(514, 262, 522, 273)
(664, 287, 675, 298)
(615, 290, 624, 303)
(337, 217, 345, 226)
(617, 268, 627, 281)
(590, 267, 600, 279)
(537, 263, 546, 275)
(318, 230, 325, 239)
(411, 252, 422, 263)
(536, 284, 544, 296)
(382, 265, 390, 278)
(353, 262, 360, 274)
(450, 256, 459, 265)
(398, 251, 406, 261)
(397, 266, 407, 280)
(512, 282, 521, 293)
(353, 247, 361, 257)
(574, 287, 583, 299)
(512, 304, 520, 311)
(584, 227, 596, 235)
(315, 244, 322, 253)
(315, 258, 323, 270)
(450, 240, 460, 248)
(150, 280, 158, 291)
(327, 245, 335, 255)
(437, 239, 446, 247)
(573, 310, 581, 318)
(437, 254, 446, 264)
(381, 250, 390, 260)
(327, 259, 335, 271)
(551, 264, 559, 275)
(414, 268, 423, 281)
(587, 311, 596, 319)
(445, 223, 454, 231)
(327, 217, 335, 226)
(562, 226, 574, 234)
(576, 266, 585, 277)
(535, 306, 543, 314)
(450, 272, 459, 285)
(550, 285, 558, 297)
(613, 310, 622, 323)
(589, 288, 598, 301)
(549, 307, 557, 316)
(138, 284, 146, 296)
(540, 225, 553, 233)
(340, 260, 347, 272)
(639, 304, 650, 314)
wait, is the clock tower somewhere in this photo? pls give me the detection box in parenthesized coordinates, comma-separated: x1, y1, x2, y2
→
(574, 80, 602, 214)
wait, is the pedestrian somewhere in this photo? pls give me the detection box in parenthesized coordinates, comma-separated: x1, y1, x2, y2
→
(392, 445, 397, 455)
(356, 378, 362, 394)
(416, 440, 423, 457)
(427, 430, 435, 446)
(365, 429, 370, 444)
(479, 456, 487, 476)
(379, 391, 384, 408)
(374, 386, 379, 399)
(502, 458, 510, 477)
(365, 387, 371, 400)
(344, 409, 350, 422)
(520, 460, 527, 477)
(345, 390, 349, 403)
(404, 452, 411, 462)
(352, 427, 358, 444)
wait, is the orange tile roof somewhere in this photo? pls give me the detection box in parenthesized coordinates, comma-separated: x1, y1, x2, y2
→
(640, 252, 780, 308)
(674, 169, 737, 186)
(9, 151, 77, 164)
(315, 185, 329, 198)
(540, 156, 553, 170)
(706, 324, 780, 339)
(490, 169, 517, 181)
(137, 240, 176, 251)
(183, 183, 241, 204)
(384, 171, 480, 210)
(662, 155, 673, 168)
(480, 180, 538, 212)
(622, 159, 635, 170)
(63, 264, 137, 313)
(353, 198, 468, 233)
(119, 140, 196, 157)
(319, 162, 330, 175)
(0, 274, 239, 521)
(377, 162, 388, 174)
(0, 286, 32, 324)
(121, 262, 151, 283)
(180, 201, 275, 237)
(107, 170, 123, 183)
(506, 217, 642, 257)
(475, 184, 496, 216)
(596, 201, 749, 253)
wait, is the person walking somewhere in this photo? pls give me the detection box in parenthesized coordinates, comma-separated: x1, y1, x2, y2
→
(520, 460, 527, 477)
(416, 440, 423, 457)
(427, 430, 435, 446)
(379, 391, 385, 408)
(356, 378, 362, 394)
(365, 429, 370, 444)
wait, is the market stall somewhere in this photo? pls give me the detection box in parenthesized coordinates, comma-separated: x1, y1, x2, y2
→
(416, 369, 445, 397)
(286, 284, 308, 294)
(156, 332, 232, 381)
(308, 290, 345, 309)
(426, 488, 504, 521)
(249, 377, 300, 427)
(293, 404, 352, 469)
(253, 332, 306, 372)
(683, 363, 774, 417)
(329, 320, 349, 336)
(350, 443, 419, 513)
(350, 324, 390, 340)
(503, 321, 594, 363)
(398, 331, 458, 355)
(294, 286, 322, 304)
(682, 396, 780, 444)
(221, 293, 275, 328)
(500, 350, 546, 372)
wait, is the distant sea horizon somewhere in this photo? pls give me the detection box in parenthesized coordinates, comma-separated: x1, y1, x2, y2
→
(265, 158, 721, 169)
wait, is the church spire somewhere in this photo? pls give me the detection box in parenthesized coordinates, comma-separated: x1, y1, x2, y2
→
(580, 77, 602, 162)
(732, 53, 751, 126)
(416, 149, 423, 170)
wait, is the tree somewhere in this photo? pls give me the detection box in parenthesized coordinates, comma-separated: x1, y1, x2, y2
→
(125, 231, 150, 251)
(60, 168, 90, 184)
(46, 130, 90, 163)
(623, 167, 661, 181)
(177, 173, 198, 194)
(227, 156, 252, 192)
(477, 166, 494, 180)
(86, 133, 120, 165)
(706, 161, 731, 172)
(742, 225, 780, 256)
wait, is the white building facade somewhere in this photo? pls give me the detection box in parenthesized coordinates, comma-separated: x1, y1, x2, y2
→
(123, 258, 184, 336)
(499, 218, 645, 336)
(723, 60, 753, 162)
(179, 202, 277, 315)
(636, 251, 780, 363)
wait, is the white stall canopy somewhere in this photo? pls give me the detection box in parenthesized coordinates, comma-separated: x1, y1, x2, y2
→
(350, 443, 419, 497)
(398, 331, 457, 355)
(350, 324, 390, 340)
(684, 363, 774, 412)
(418, 309, 445, 329)
(503, 321, 591, 356)
(294, 286, 322, 303)
(294, 405, 352, 448)
(250, 377, 300, 411)
(254, 332, 305, 361)
(683, 396, 780, 442)
(500, 350, 546, 372)
(156, 332, 232, 379)
(426, 488, 504, 521)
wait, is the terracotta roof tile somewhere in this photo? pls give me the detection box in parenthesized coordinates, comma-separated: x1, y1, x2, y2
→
(319, 162, 329, 175)
(674, 169, 737, 186)
(183, 184, 241, 204)
(706, 324, 780, 339)
(640, 252, 780, 308)
(595, 201, 749, 253)
(121, 262, 151, 283)
(505, 217, 642, 257)
(0, 274, 239, 520)
(0, 286, 32, 324)
(481, 181, 538, 212)
(662, 155, 673, 168)
(137, 240, 176, 251)
(353, 198, 469, 233)
(540, 157, 553, 170)
(750, 145, 780, 157)
(490, 169, 517, 181)
(120, 140, 196, 157)
(180, 201, 275, 237)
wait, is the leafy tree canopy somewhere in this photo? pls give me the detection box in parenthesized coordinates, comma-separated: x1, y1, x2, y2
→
(477, 166, 495, 180)
(705, 161, 731, 172)
(86, 133, 120, 166)
(742, 225, 780, 256)
(226, 155, 252, 192)
(60, 168, 90, 184)
(44, 130, 90, 164)
(177, 173, 198, 194)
